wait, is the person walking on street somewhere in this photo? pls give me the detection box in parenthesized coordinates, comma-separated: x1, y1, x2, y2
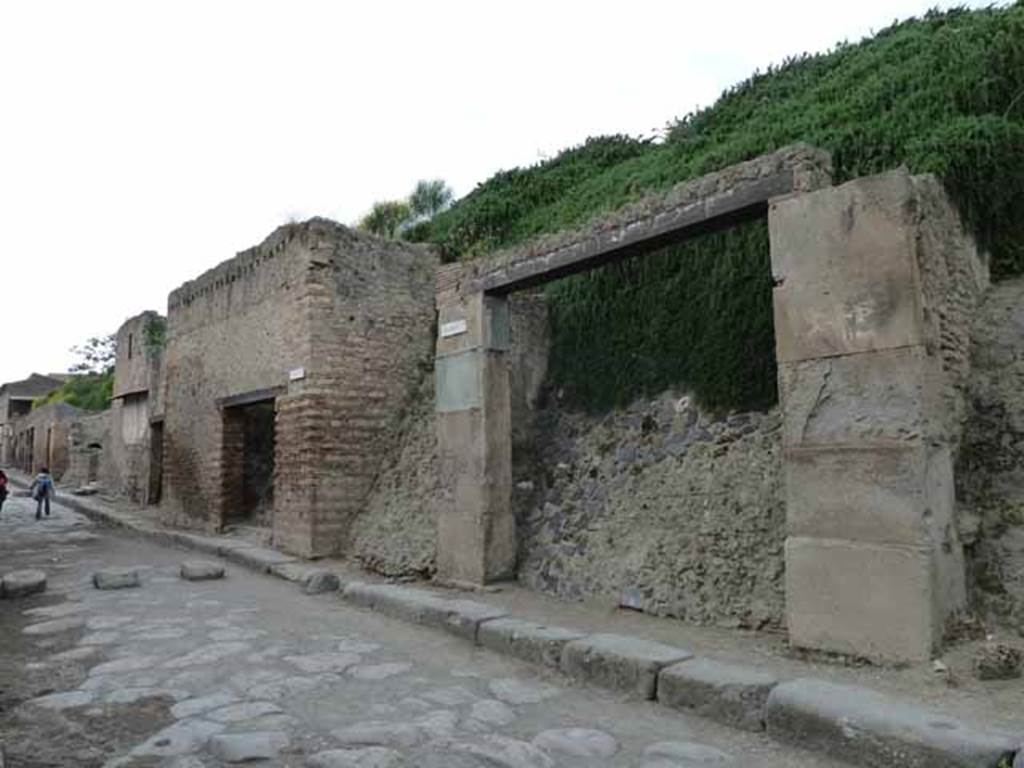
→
(29, 468, 55, 520)
(0, 469, 8, 513)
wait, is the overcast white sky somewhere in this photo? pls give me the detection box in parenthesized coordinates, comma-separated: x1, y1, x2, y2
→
(0, 0, 998, 384)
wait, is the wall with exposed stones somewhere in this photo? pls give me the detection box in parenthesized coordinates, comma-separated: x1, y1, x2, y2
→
(105, 311, 164, 502)
(958, 278, 1024, 635)
(352, 287, 786, 628)
(913, 175, 990, 450)
(517, 394, 785, 629)
(351, 294, 550, 576)
(64, 411, 109, 488)
(11, 401, 81, 480)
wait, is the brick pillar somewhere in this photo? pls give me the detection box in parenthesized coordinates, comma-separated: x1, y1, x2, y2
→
(273, 390, 321, 557)
(435, 290, 514, 584)
(769, 170, 969, 662)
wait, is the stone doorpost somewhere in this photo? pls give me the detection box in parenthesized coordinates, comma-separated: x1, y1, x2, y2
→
(769, 170, 974, 662)
(435, 288, 515, 584)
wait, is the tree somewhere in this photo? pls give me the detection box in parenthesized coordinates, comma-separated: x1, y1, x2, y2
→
(409, 179, 454, 220)
(357, 200, 414, 239)
(69, 334, 115, 374)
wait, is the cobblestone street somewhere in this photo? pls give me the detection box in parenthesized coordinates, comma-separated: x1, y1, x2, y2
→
(0, 492, 850, 767)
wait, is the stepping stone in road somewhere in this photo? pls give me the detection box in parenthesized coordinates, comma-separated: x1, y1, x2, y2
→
(1, 569, 47, 598)
(92, 568, 140, 590)
(180, 561, 225, 581)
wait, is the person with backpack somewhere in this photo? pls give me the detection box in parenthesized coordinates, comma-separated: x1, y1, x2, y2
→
(0, 469, 8, 513)
(29, 468, 55, 520)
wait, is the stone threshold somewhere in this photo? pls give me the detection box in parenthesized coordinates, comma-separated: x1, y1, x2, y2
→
(9, 472, 1019, 768)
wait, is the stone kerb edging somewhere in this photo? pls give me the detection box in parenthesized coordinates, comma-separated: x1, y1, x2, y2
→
(19, 478, 1020, 768)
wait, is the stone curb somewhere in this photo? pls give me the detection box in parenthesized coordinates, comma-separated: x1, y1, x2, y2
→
(560, 633, 692, 700)
(765, 678, 1018, 768)
(342, 582, 507, 643)
(22, 479, 1022, 768)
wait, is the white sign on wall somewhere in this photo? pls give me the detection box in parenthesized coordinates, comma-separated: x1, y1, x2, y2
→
(289, 367, 306, 381)
(440, 319, 468, 338)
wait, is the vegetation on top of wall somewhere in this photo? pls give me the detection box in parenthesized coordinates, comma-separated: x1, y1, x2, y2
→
(144, 315, 167, 352)
(415, 3, 1024, 412)
(358, 179, 454, 239)
(33, 372, 113, 412)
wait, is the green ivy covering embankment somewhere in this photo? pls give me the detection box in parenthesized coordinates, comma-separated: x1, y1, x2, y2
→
(421, 4, 1024, 412)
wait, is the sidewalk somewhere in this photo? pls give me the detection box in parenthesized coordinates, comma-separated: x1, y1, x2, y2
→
(8, 469, 1021, 767)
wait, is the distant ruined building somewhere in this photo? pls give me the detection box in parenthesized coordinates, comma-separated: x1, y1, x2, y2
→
(3, 148, 1022, 664)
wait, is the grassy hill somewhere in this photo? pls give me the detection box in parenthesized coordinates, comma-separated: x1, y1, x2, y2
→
(420, 3, 1024, 412)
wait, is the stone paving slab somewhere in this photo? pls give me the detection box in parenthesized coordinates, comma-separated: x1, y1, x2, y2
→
(560, 633, 692, 699)
(658, 657, 778, 732)
(765, 678, 1018, 768)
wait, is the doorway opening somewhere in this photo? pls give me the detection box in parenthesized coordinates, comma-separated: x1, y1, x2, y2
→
(222, 399, 275, 527)
(148, 420, 163, 505)
(86, 442, 102, 484)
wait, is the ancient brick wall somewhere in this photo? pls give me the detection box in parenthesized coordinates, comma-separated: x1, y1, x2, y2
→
(162, 223, 313, 532)
(279, 220, 438, 556)
(162, 218, 438, 556)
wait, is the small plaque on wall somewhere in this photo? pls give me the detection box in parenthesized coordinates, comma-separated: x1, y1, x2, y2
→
(289, 367, 306, 381)
(440, 319, 468, 338)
